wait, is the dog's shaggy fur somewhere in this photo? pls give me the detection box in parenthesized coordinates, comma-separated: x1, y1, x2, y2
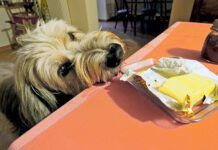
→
(0, 20, 126, 149)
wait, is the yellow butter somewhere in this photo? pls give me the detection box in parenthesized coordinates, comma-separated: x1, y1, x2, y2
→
(158, 73, 215, 110)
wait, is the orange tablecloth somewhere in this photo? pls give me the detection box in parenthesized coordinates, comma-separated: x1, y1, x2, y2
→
(9, 22, 218, 150)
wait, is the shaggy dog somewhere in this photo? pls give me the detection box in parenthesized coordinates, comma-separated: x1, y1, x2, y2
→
(0, 19, 126, 149)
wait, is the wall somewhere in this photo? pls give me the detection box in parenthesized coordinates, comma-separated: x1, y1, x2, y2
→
(169, 0, 195, 26)
(0, 7, 12, 47)
(67, 0, 99, 32)
(47, 0, 99, 32)
(46, 0, 71, 24)
(97, 0, 115, 21)
(85, 0, 99, 32)
(97, 0, 107, 20)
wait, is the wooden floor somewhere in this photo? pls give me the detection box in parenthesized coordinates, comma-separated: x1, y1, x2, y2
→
(0, 45, 16, 62)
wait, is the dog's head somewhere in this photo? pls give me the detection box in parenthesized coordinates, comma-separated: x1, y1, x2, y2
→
(16, 20, 125, 99)
(69, 30, 125, 87)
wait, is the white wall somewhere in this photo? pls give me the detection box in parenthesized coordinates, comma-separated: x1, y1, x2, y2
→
(97, 0, 107, 20)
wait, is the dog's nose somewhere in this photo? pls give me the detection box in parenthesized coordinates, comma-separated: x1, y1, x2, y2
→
(105, 43, 123, 68)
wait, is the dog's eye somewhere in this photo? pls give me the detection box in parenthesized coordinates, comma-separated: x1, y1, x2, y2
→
(68, 32, 76, 40)
(58, 62, 73, 77)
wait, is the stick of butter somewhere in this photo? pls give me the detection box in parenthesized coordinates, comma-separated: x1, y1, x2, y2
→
(158, 73, 216, 113)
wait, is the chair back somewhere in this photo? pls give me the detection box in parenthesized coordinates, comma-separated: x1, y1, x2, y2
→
(2, 0, 40, 48)
(114, 0, 129, 13)
(144, 0, 157, 12)
(125, 0, 156, 16)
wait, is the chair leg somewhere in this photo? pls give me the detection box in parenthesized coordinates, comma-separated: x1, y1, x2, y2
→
(141, 16, 145, 34)
(114, 15, 118, 29)
(122, 19, 126, 33)
(130, 18, 133, 29)
(115, 21, 118, 29)
(123, 19, 127, 33)
(134, 18, 136, 36)
(123, 16, 129, 33)
(126, 17, 129, 33)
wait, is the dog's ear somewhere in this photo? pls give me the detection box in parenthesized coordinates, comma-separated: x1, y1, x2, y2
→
(14, 60, 57, 126)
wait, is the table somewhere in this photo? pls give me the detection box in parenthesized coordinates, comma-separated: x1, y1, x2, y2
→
(9, 22, 218, 150)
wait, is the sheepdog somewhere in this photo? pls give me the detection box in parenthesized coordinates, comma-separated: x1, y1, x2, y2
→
(0, 19, 126, 149)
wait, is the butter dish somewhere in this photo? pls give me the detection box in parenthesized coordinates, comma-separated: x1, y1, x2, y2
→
(121, 57, 218, 123)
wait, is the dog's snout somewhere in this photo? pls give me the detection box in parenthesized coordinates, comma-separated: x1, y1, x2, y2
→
(108, 43, 124, 59)
(106, 43, 123, 68)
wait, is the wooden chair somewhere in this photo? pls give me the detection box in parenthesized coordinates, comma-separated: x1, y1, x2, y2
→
(115, 0, 147, 36)
(127, 0, 146, 36)
(2, 0, 40, 49)
(114, 0, 154, 36)
(141, 0, 172, 35)
(141, 0, 158, 34)
(114, 0, 132, 33)
(155, 0, 172, 33)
